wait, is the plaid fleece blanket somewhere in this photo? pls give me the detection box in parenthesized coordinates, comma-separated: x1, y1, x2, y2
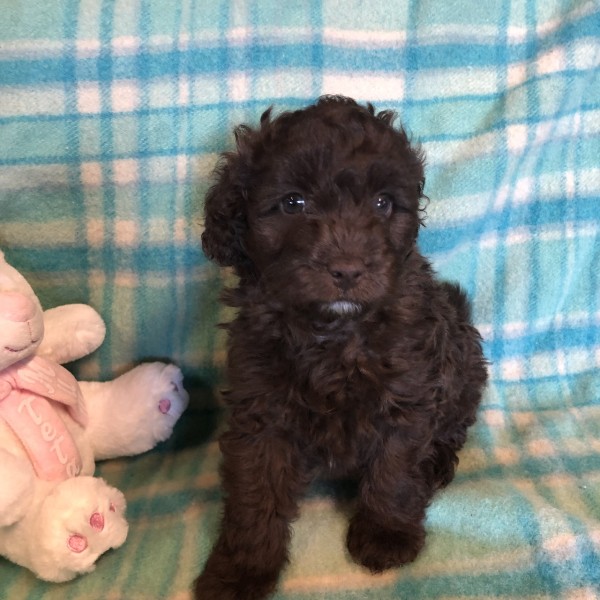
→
(1, 1, 599, 598)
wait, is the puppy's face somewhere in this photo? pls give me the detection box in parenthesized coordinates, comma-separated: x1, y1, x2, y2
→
(202, 97, 425, 318)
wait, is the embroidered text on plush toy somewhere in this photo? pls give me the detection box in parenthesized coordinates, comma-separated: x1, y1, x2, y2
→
(0, 357, 83, 481)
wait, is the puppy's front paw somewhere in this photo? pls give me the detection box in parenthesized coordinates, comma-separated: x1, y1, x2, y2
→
(346, 512, 425, 573)
(195, 561, 279, 600)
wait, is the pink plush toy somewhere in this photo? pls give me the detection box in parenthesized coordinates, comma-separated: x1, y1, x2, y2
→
(0, 250, 188, 581)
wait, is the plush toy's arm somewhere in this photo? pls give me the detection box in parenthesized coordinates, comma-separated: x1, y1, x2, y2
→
(37, 305, 106, 364)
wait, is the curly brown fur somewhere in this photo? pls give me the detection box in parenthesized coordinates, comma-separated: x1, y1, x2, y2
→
(195, 96, 488, 600)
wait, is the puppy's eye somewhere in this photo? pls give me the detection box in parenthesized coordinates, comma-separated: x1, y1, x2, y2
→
(280, 193, 306, 214)
(374, 193, 393, 216)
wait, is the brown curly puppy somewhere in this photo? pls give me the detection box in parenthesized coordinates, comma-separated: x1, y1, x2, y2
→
(195, 96, 488, 600)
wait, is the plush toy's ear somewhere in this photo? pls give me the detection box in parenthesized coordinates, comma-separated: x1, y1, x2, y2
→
(201, 126, 260, 276)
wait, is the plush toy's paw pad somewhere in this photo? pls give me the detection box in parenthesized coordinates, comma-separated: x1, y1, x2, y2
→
(68, 534, 88, 553)
(67, 510, 109, 553)
(90, 511, 105, 531)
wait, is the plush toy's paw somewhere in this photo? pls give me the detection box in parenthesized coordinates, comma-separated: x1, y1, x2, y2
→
(151, 362, 188, 416)
(132, 362, 189, 445)
(38, 304, 106, 364)
(73, 308, 107, 356)
(35, 476, 128, 582)
(85, 362, 189, 459)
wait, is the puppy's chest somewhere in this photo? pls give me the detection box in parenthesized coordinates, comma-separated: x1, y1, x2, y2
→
(286, 333, 388, 469)
(295, 332, 382, 402)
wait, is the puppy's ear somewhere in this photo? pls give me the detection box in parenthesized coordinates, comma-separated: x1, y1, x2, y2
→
(201, 135, 253, 272)
(375, 108, 397, 127)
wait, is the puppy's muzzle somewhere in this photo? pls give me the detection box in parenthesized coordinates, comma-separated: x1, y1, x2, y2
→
(328, 256, 365, 291)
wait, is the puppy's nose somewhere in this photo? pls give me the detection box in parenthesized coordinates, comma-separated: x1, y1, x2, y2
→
(328, 257, 364, 289)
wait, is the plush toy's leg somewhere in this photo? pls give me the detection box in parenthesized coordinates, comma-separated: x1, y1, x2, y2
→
(79, 362, 189, 460)
(0, 450, 35, 526)
(30, 476, 128, 582)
